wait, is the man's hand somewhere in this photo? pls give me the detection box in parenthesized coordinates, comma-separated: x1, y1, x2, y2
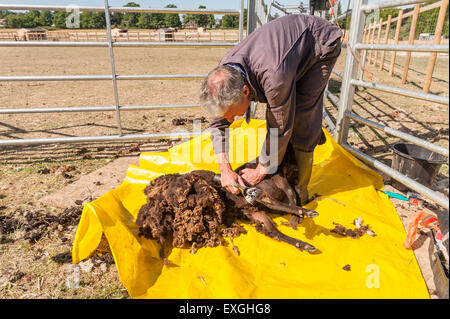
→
(217, 152, 245, 195)
(221, 168, 246, 195)
(239, 163, 268, 186)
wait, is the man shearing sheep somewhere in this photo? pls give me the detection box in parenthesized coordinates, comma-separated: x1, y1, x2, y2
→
(199, 14, 342, 206)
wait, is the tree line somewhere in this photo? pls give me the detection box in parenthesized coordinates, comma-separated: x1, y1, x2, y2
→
(0, 2, 247, 29)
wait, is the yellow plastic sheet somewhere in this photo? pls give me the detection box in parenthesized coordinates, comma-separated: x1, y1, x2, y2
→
(72, 119, 429, 299)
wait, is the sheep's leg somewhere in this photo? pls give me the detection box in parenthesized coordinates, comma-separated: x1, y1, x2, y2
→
(271, 175, 304, 228)
(244, 210, 316, 253)
(255, 194, 318, 219)
(271, 174, 298, 206)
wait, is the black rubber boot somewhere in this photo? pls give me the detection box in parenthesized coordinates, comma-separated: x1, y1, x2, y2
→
(294, 149, 314, 206)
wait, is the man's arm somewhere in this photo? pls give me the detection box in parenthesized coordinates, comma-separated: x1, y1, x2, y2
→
(210, 117, 244, 194)
(210, 117, 230, 156)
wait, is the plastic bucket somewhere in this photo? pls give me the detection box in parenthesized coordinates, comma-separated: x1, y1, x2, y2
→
(391, 142, 447, 187)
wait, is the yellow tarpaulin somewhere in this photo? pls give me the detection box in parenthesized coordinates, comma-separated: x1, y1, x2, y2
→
(72, 119, 429, 299)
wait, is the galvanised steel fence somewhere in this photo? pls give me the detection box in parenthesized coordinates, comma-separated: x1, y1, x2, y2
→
(327, 0, 449, 209)
(0, 0, 245, 145)
(1, 0, 448, 209)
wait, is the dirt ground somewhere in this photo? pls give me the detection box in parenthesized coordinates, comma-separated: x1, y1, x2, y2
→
(0, 43, 448, 298)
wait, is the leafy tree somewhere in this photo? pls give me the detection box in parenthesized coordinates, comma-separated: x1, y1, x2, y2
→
(150, 13, 165, 28)
(164, 4, 181, 28)
(111, 12, 123, 27)
(221, 14, 239, 28)
(0, 10, 12, 19)
(137, 13, 152, 28)
(80, 12, 105, 29)
(53, 11, 69, 28)
(183, 5, 215, 28)
(6, 13, 37, 28)
(122, 2, 140, 28)
(379, 8, 399, 21)
(220, 8, 247, 29)
(35, 11, 53, 26)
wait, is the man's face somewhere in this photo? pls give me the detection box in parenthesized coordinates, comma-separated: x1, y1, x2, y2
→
(222, 84, 251, 123)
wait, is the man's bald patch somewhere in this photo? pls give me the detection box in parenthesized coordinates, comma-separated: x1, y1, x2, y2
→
(207, 69, 227, 96)
(199, 65, 245, 118)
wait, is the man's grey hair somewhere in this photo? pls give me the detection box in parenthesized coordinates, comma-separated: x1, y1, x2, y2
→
(199, 65, 244, 118)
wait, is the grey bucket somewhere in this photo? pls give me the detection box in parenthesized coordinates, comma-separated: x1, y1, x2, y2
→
(391, 142, 447, 187)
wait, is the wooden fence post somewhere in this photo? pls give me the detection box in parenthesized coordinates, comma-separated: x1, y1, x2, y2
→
(362, 26, 368, 66)
(389, 9, 403, 77)
(401, 3, 420, 84)
(423, 0, 449, 93)
(379, 15, 392, 71)
(373, 18, 384, 66)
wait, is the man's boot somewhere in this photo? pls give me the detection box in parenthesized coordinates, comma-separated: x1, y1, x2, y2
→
(293, 149, 314, 206)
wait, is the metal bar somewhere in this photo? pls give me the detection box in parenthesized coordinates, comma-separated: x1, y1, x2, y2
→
(346, 112, 449, 157)
(239, 0, 245, 42)
(359, 50, 367, 80)
(335, 11, 352, 21)
(0, 132, 204, 147)
(0, 41, 237, 48)
(104, 0, 121, 136)
(332, 69, 343, 78)
(351, 79, 449, 105)
(335, 0, 367, 143)
(341, 143, 449, 210)
(271, 2, 289, 14)
(325, 90, 340, 110)
(0, 104, 201, 115)
(323, 108, 336, 132)
(354, 43, 449, 53)
(0, 74, 207, 82)
(0, 4, 239, 15)
(361, 0, 431, 12)
(247, 0, 257, 35)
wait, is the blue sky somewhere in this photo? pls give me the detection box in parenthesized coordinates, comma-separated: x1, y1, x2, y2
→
(0, 1, 394, 15)
(0, 0, 356, 11)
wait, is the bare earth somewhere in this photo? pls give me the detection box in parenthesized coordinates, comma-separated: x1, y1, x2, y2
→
(0, 43, 448, 298)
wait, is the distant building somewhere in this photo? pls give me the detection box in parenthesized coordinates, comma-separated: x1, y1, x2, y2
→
(0, 19, 7, 26)
(184, 21, 198, 29)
